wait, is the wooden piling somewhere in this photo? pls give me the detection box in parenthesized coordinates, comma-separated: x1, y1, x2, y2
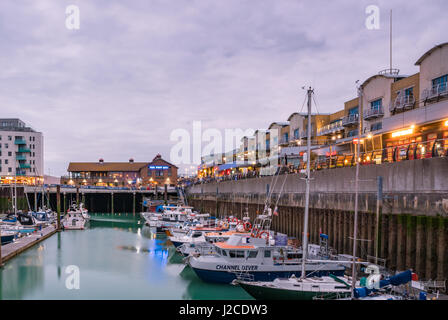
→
(405, 215, 415, 270)
(56, 185, 61, 231)
(396, 214, 405, 271)
(436, 217, 446, 280)
(111, 192, 114, 214)
(426, 216, 435, 280)
(133, 192, 136, 215)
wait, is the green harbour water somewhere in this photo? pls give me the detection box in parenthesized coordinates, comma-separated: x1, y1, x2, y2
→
(0, 213, 253, 300)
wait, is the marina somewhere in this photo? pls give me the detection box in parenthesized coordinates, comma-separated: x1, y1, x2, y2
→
(1, 1, 448, 307)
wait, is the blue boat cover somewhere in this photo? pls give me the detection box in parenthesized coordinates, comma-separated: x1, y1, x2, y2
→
(354, 270, 412, 298)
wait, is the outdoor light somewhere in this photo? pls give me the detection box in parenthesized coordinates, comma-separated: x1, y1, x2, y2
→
(331, 136, 336, 140)
(445, 120, 448, 127)
(367, 134, 373, 139)
(337, 134, 342, 139)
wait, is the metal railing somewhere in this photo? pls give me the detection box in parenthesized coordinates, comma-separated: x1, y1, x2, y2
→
(391, 95, 415, 113)
(317, 120, 344, 136)
(378, 68, 400, 76)
(422, 83, 448, 100)
(342, 114, 359, 126)
(363, 106, 384, 120)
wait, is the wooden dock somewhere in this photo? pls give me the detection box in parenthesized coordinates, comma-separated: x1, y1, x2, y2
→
(1, 224, 57, 263)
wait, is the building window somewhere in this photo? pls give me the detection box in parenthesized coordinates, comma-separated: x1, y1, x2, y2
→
(5, 159, 8, 164)
(432, 74, 448, 90)
(5, 143, 8, 149)
(8, 152, 11, 156)
(405, 87, 414, 97)
(294, 129, 299, 139)
(8, 167, 12, 172)
(347, 129, 357, 137)
(370, 122, 382, 131)
(371, 99, 382, 111)
(349, 106, 359, 116)
(8, 136, 11, 141)
(283, 132, 289, 143)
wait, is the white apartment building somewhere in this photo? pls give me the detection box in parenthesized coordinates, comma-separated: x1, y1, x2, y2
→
(0, 118, 44, 184)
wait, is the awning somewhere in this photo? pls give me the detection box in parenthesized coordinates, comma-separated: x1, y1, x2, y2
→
(217, 163, 238, 171)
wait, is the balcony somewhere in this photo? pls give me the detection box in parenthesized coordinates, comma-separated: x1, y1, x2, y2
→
(16, 171, 26, 176)
(422, 83, 448, 102)
(16, 155, 27, 161)
(390, 95, 415, 114)
(342, 114, 359, 127)
(14, 139, 27, 145)
(317, 120, 344, 136)
(19, 163, 31, 169)
(280, 137, 289, 145)
(18, 147, 31, 153)
(363, 107, 384, 120)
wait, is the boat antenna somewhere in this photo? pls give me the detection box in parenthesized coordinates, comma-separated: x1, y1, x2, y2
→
(300, 86, 313, 280)
(390, 9, 393, 74)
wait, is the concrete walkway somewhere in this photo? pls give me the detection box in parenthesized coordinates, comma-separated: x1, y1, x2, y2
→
(1, 224, 57, 263)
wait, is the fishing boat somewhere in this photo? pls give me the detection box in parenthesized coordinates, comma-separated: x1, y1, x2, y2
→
(62, 203, 86, 230)
(169, 225, 229, 248)
(185, 232, 346, 284)
(177, 229, 252, 257)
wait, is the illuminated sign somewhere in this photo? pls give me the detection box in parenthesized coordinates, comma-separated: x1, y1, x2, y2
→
(391, 127, 414, 138)
(148, 165, 170, 170)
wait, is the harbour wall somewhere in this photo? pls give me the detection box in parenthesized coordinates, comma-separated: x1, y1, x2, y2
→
(186, 157, 448, 282)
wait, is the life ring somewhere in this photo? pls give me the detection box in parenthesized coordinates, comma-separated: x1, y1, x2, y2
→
(222, 222, 229, 230)
(232, 218, 238, 223)
(251, 228, 259, 238)
(244, 222, 252, 232)
(257, 230, 270, 240)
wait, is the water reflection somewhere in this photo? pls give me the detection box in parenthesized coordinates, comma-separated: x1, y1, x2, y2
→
(0, 213, 252, 300)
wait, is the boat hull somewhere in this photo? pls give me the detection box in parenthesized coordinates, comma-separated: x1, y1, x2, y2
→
(191, 267, 346, 284)
(238, 282, 350, 300)
(1, 234, 15, 245)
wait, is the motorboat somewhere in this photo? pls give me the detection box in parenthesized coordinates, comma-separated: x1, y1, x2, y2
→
(185, 233, 346, 284)
(62, 203, 87, 230)
(1, 230, 17, 245)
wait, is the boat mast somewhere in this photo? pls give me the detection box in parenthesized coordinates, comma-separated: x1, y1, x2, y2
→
(350, 83, 363, 298)
(300, 87, 313, 279)
(14, 173, 17, 215)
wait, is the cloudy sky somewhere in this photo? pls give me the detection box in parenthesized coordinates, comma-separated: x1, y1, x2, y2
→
(0, 0, 446, 176)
